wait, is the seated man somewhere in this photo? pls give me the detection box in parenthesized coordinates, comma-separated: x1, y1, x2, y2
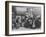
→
(24, 17, 33, 28)
(35, 15, 41, 29)
(16, 16, 21, 29)
(24, 12, 33, 28)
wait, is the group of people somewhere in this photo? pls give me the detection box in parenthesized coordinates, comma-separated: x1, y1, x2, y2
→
(12, 12, 41, 29)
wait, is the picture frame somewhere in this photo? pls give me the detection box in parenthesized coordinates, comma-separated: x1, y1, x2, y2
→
(5, 1, 45, 36)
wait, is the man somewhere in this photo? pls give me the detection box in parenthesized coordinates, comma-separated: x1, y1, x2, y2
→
(24, 12, 33, 28)
(35, 15, 41, 29)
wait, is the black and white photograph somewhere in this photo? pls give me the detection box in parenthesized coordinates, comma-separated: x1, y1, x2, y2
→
(12, 6, 41, 30)
(5, 1, 45, 36)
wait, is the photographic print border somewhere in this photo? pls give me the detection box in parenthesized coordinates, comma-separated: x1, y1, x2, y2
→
(5, 1, 45, 36)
